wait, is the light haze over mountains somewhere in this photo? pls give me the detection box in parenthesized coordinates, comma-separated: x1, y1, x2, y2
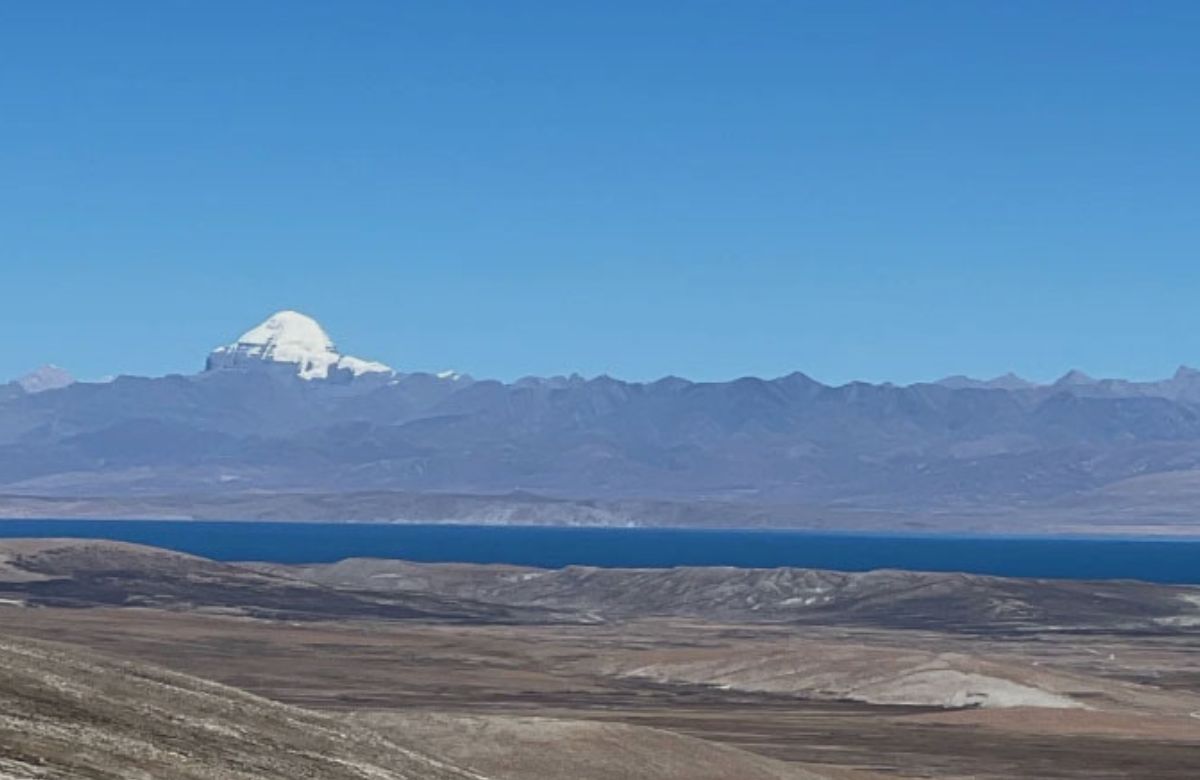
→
(5, 311, 1200, 534)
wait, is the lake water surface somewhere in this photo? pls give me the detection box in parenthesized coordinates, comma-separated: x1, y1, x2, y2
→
(2, 520, 1198, 584)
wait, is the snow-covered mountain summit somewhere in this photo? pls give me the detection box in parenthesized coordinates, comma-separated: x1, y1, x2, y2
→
(205, 310, 392, 381)
(16, 365, 75, 393)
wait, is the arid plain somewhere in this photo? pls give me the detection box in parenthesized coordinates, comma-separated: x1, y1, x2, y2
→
(1, 539, 1198, 779)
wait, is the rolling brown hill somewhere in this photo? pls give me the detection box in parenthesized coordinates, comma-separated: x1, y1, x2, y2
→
(0, 539, 568, 624)
(257, 557, 1200, 633)
(0, 634, 486, 780)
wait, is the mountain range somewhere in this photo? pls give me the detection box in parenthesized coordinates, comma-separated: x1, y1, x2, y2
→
(4, 310, 1200, 534)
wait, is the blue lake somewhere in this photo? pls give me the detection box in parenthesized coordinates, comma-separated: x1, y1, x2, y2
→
(1, 520, 1199, 584)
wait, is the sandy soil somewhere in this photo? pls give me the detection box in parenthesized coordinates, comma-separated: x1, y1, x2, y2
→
(3, 606, 1197, 779)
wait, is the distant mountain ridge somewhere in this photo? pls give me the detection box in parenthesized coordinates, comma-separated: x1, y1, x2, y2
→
(935, 373, 1036, 391)
(5, 311, 1200, 533)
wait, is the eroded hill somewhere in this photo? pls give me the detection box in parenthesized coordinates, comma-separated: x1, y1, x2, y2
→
(0, 635, 486, 780)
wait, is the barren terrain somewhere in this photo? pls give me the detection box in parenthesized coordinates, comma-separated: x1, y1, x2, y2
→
(1, 540, 1197, 779)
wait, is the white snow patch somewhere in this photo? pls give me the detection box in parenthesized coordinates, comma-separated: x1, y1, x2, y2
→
(16, 364, 74, 393)
(207, 311, 392, 380)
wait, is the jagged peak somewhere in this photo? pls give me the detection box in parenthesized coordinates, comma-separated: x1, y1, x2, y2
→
(934, 372, 1035, 391)
(1173, 365, 1200, 380)
(1054, 369, 1096, 386)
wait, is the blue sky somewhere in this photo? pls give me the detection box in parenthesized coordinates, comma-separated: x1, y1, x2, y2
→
(2, 2, 1198, 384)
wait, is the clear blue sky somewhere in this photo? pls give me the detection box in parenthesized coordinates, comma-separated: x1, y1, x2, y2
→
(2, 2, 1198, 385)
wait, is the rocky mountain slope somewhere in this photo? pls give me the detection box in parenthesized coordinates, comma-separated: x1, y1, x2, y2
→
(8, 311, 1200, 530)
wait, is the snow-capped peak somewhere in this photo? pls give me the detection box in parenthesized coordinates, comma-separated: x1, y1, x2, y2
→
(206, 310, 392, 380)
(235, 310, 335, 356)
(16, 364, 75, 393)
